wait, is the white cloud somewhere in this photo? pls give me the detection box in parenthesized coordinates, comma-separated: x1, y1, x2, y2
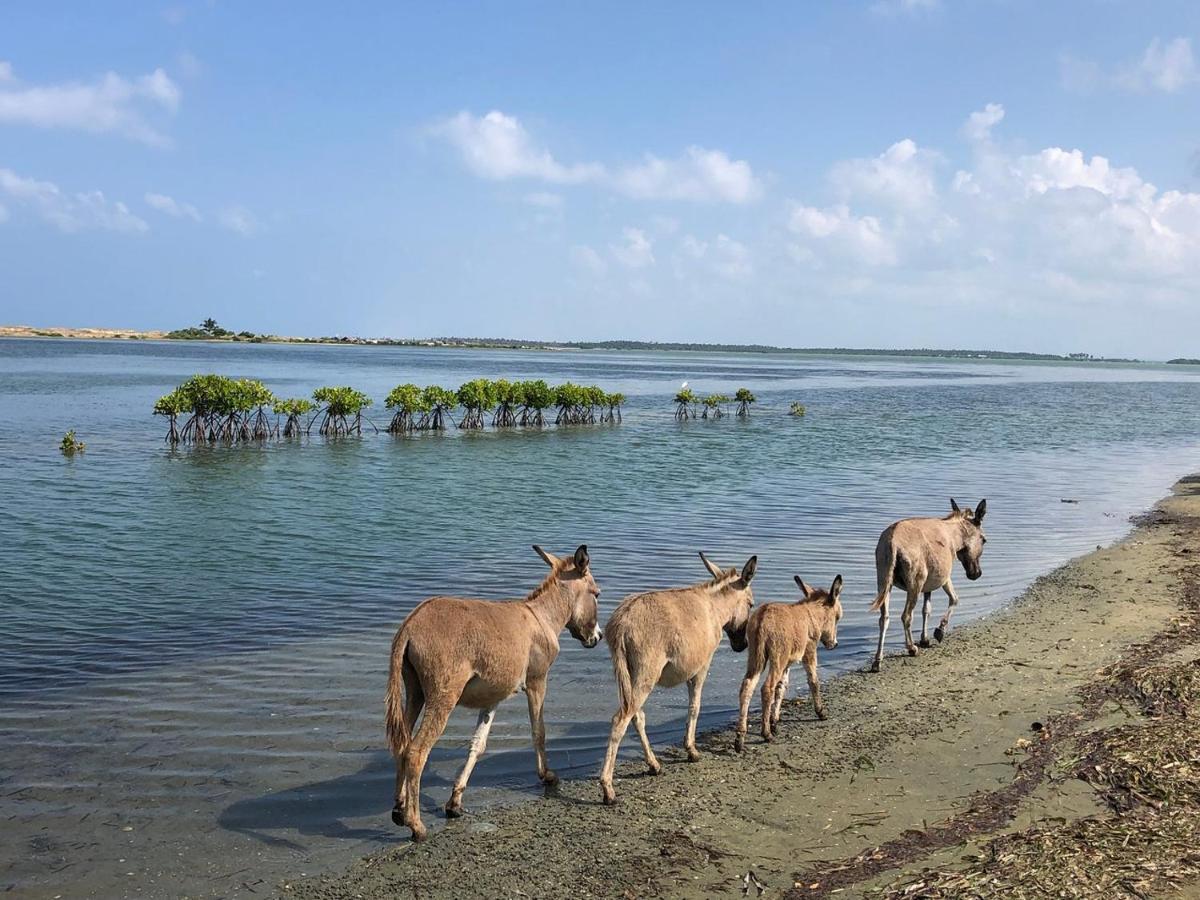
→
(0, 63, 181, 146)
(963, 102, 1005, 144)
(0, 62, 13, 84)
(145, 191, 201, 221)
(570, 244, 607, 275)
(1064, 38, 1198, 95)
(218, 205, 261, 236)
(788, 204, 898, 266)
(430, 111, 601, 184)
(1117, 37, 1197, 93)
(430, 110, 760, 203)
(613, 147, 762, 204)
(783, 102, 1200, 304)
(830, 138, 941, 212)
(0, 167, 148, 233)
(611, 227, 655, 268)
(523, 191, 563, 208)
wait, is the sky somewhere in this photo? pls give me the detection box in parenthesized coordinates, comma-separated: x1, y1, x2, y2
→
(2, 2, 1200, 357)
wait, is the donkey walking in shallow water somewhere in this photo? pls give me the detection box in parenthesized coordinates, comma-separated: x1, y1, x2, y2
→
(735, 574, 843, 750)
(598, 552, 756, 805)
(869, 499, 987, 672)
(385, 544, 601, 840)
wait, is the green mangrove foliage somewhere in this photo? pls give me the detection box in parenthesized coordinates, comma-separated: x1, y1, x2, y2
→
(311, 386, 373, 437)
(457, 378, 496, 430)
(151, 375, 627, 446)
(60, 430, 85, 455)
(420, 385, 458, 430)
(519, 379, 554, 427)
(702, 393, 729, 419)
(735, 388, 756, 417)
(674, 387, 698, 421)
(274, 398, 315, 437)
(385, 383, 427, 433)
(789, 402, 807, 417)
(602, 392, 625, 423)
(154, 375, 277, 444)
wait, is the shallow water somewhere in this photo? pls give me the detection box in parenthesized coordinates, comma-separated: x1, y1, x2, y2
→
(1, 338, 1198, 897)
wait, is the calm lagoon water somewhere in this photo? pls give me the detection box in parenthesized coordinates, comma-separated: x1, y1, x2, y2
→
(2, 337, 1199, 896)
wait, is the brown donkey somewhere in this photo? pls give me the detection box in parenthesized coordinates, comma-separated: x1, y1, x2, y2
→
(385, 544, 601, 840)
(735, 574, 843, 751)
(869, 498, 988, 671)
(598, 552, 756, 805)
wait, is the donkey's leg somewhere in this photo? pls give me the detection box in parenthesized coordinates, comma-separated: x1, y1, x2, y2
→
(918, 591, 934, 648)
(760, 661, 780, 742)
(735, 657, 765, 752)
(392, 672, 425, 823)
(400, 697, 455, 841)
(900, 587, 921, 656)
(683, 665, 711, 761)
(599, 681, 654, 805)
(445, 706, 496, 818)
(871, 595, 890, 672)
(935, 580, 960, 642)
(524, 678, 558, 786)
(633, 709, 661, 774)
(803, 646, 826, 720)
(771, 667, 790, 729)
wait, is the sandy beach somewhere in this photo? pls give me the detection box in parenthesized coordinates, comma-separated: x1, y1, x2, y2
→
(287, 477, 1200, 899)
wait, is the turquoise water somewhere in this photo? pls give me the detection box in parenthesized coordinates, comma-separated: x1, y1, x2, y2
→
(2, 337, 1199, 897)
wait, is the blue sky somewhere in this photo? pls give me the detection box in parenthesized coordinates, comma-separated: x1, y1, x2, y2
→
(2, 1, 1200, 356)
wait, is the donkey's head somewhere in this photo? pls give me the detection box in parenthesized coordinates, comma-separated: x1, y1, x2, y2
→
(795, 574, 844, 649)
(699, 551, 757, 652)
(949, 498, 988, 581)
(533, 544, 602, 647)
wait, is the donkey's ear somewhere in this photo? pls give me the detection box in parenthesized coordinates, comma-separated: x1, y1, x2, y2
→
(573, 544, 590, 571)
(793, 575, 814, 599)
(532, 545, 560, 568)
(973, 499, 987, 525)
(741, 555, 758, 584)
(829, 574, 844, 604)
(698, 551, 724, 579)
(950, 498, 961, 514)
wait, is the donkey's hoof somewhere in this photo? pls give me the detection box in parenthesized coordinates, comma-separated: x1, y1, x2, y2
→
(934, 626, 946, 643)
(647, 761, 663, 776)
(734, 735, 745, 753)
(444, 802, 464, 819)
(601, 786, 617, 806)
(815, 708, 829, 721)
(541, 770, 560, 787)
(918, 637, 932, 649)
(869, 659, 882, 673)
(410, 823, 428, 842)
(391, 806, 406, 828)
(907, 645, 919, 657)
(686, 747, 701, 762)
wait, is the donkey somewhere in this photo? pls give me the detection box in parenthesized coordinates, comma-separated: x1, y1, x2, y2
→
(735, 574, 843, 751)
(869, 498, 988, 672)
(385, 544, 601, 840)
(598, 552, 757, 805)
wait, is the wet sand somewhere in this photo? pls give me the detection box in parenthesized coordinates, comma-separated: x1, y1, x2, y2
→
(289, 477, 1200, 899)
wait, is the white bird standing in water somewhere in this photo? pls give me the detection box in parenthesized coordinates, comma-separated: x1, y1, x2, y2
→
(681, 381, 688, 389)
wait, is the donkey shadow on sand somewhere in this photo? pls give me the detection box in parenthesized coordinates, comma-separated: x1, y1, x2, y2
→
(217, 712, 704, 850)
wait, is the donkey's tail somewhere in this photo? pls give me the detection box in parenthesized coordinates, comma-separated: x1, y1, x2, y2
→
(744, 612, 767, 678)
(385, 628, 411, 758)
(609, 631, 635, 718)
(869, 545, 896, 612)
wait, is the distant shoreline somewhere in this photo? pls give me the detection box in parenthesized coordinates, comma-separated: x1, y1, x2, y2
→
(0, 323, 1170, 364)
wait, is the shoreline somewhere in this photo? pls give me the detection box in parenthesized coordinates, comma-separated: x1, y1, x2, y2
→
(0, 326, 1160, 363)
(288, 477, 1200, 899)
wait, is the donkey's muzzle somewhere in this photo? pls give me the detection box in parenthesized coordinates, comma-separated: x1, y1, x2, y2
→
(967, 569, 982, 581)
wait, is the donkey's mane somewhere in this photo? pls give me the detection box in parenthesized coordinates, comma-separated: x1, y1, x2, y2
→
(699, 568, 741, 593)
(524, 562, 570, 602)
